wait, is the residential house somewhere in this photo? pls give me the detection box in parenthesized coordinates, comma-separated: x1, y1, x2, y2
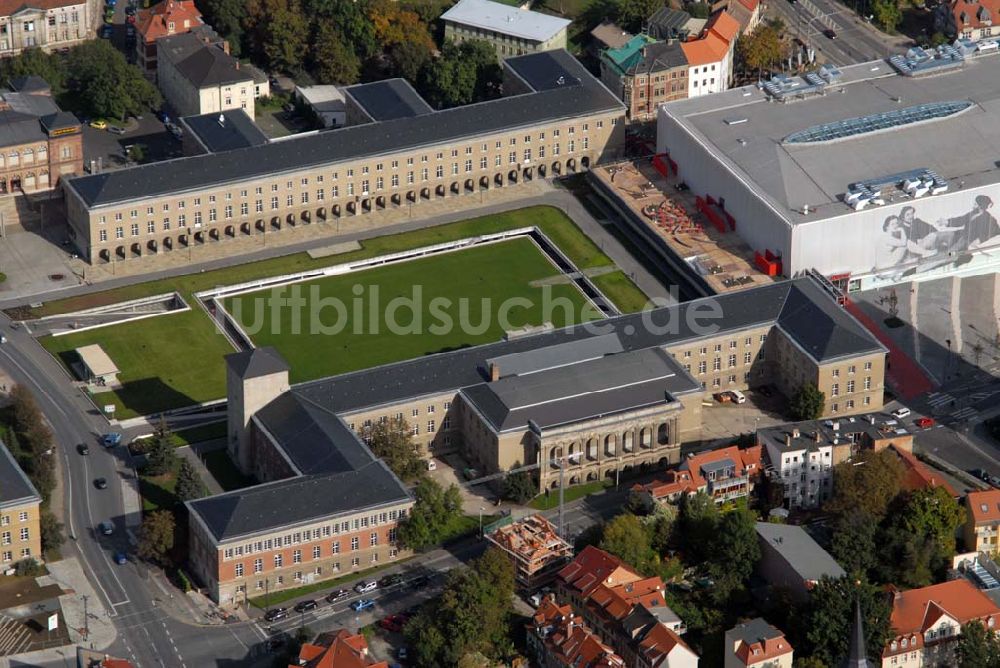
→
(710, 0, 763, 35)
(965, 489, 1000, 554)
(485, 514, 573, 590)
(441, 0, 571, 59)
(0, 0, 90, 56)
(725, 618, 794, 668)
(157, 32, 268, 120)
(556, 547, 697, 667)
(646, 7, 705, 40)
(632, 444, 762, 506)
(600, 37, 689, 122)
(295, 85, 346, 128)
(758, 413, 911, 510)
(290, 628, 389, 668)
(0, 439, 42, 567)
(528, 595, 626, 668)
(883, 580, 1000, 667)
(590, 20, 633, 52)
(0, 76, 81, 196)
(754, 522, 845, 602)
(935, 0, 1000, 40)
(134, 0, 208, 77)
(891, 444, 957, 497)
(680, 11, 739, 97)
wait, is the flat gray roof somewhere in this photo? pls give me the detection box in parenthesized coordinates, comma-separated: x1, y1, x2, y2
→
(343, 79, 434, 122)
(756, 521, 846, 582)
(66, 50, 622, 209)
(660, 53, 1000, 223)
(441, 0, 570, 42)
(180, 109, 269, 154)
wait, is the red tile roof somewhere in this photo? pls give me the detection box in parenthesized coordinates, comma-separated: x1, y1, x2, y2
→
(588, 575, 668, 621)
(557, 545, 642, 599)
(635, 445, 762, 502)
(708, 10, 741, 43)
(891, 445, 957, 497)
(734, 633, 793, 665)
(952, 0, 1000, 32)
(531, 595, 625, 667)
(291, 629, 389, 668)
(135, 0, 204, 45)
(637, 624, 696, 665)
(885, 580, 1000, 658)
(967, 489, 1000, 525)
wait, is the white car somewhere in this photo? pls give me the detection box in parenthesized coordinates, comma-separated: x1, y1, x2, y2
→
(891, 407, 911, 419)
(426, 459, 437, 471)
(354, 580, 377, 594)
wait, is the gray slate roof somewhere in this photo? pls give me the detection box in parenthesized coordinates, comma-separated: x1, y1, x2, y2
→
(8, 75, 50, 94)
(462, 347, 698, 432)
(65, 49, 624, 209)
(756, 521, 846, 582)
(0, 441, 41, 508)
(728, 617, 784, 646)
(0, 110, 45, 148)
(625, 41, 688, 75)
(344, 79, 433, 122)
(187, 460, 409, 542)
(181, 109, 268, 153)
(226, 347, 288, 380)
(159, 32, 250, 89)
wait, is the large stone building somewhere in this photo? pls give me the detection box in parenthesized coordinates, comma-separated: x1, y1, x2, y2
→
(441, 0, 571, 59)
(0, 440, 42, 567)
(62, 50, 626, 265)
(0, 0, 90, 56)
(133, 0, 209, 77)
(0, 76, 80, 195)
(156, 32, 268, 120)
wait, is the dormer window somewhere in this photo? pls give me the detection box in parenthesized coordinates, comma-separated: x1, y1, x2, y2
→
(167, 21, 174, 31)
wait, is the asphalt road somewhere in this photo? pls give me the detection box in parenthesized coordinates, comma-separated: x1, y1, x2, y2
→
(771, 0, 901, 66)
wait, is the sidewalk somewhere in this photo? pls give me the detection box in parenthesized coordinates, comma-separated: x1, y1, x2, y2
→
(0, 557, 120, 667)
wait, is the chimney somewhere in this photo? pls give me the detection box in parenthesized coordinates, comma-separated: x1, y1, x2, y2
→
(490, 362, 500, 381)
(791, 428, 800, 438)
(785, 434, 791, 447)
(815, 431, 821, 443)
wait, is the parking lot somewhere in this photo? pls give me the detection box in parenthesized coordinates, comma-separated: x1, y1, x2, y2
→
(698, 386, 795, 445)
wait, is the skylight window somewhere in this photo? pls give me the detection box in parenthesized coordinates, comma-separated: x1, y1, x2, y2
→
(783, 100, 972, 144)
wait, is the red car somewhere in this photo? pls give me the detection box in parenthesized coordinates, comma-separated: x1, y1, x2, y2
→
(379, 614, 405, 632)
(915, 417, 935, 429)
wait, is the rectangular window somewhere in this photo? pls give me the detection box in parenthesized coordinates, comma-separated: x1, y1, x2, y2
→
(274, 554, 283, 568)
(235, 563, 244, 577)
(370, 532, 378, 546)
(350, 537, 359, 551)
(292, 550, 301, 564)
(19, 527, 28, 541)
(253, 558, 262, 573)
(312, 546, 321, 559)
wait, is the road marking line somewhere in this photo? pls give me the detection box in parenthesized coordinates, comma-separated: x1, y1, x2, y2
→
(229, 627, 249, 651)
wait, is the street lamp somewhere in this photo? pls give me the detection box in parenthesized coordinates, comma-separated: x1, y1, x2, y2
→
(479, 506, 486, 537)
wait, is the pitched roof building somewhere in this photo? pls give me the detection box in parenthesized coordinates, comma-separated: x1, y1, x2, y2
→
(883, 580, 1000, 666)
(710, 0, 762, 35)
(485, 514, 573, 590)
(965, 488, 1000, 554)
(935, 0, 1000, 40)
(633, 444, 762, 505)
(724, 618, 793, 667)
(133, 0, 208, 76)
(291, 629, 389, 668)
(755, 522, 846, 602)
(527, 596, 626, 668)
(0, 0, 92, 57)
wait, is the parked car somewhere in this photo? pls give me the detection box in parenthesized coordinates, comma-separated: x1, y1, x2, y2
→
(398, 647, 409, 661)
(915, 417, 935, 429)
(729, 389, 747, 404)
(94, 478, 108, 490)
(263, 607, 288, 622)
(822, 28, 837, 39)
(350, 599, 375, 612)
(102, 432, 122, 447)
(325, 589, 350, 603)
(77, 443, 89, 455)
(891, 407, 911, 420)
(379, 614, 404, 632)
(713, 391, 733, 404)
(379, 574, 403, 588)
(99, 25, 113, 38)
(90, 119, 108, 130)
(971, 468, 991, 482)
(108, 125, 126, 135)
(99, 521, 114, 535)
(113, 551, 128, 565)
(354, 580, 377, 594)
(293, 599, 317, 613)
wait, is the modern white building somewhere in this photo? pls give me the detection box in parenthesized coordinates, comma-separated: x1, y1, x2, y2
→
(657, 47, 1000, 292)
(441, 0, 571, 59)
(757, 425, 835, 510)
(679, 11, 739, 97)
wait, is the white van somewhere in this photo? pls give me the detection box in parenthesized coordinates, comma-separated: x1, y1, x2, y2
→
(729, 390, 747, 404)
(891, 407, 910, 419)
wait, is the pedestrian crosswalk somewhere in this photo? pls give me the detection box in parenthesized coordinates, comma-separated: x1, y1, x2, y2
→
(926, 392, 955, 408)
(950, 407, 979, 422)
(970, 390, 999, 403)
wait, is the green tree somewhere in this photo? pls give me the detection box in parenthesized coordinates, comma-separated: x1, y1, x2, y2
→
(872, 0, 902, 33)
(707, 503, 761, 600)
(405, 548, 515, 666)
(502, 464, 536, 504)
(877, 525, 936, 587)
(676, 491, 720, 562)
(0, 48, 65, 94)
(790, 383, 826, 420)
(137, 510, 175, 565)
(824, 449, 904, 520)
(175, 459, 205, 502)
(688, 1, 711, 17)
(311, 24, 360, 85)
(600, 513, 659, 575)
(829, 510, 878, 577)
(805, 576, 891, 666)
(398, 477, 462, 549)
(388, 39, 433, 84)
(305, 0, 378, 59)
(245, 0, 308, 73)
(615, 0, 660, 32)
(362, 416, 424, 481)
(419, 40, 501, 109)
(738, 25, 784, 74)
(66, 40, 160, 120)
(40, 510, 64, 554)
(898, 486, 965, 557)
(199, 0, 246, 56)
(957, 620, 1000, 668)
(144, 418, 178, 477)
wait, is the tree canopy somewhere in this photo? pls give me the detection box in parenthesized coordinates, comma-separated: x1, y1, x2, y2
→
(362, 416, 425, 482)
(738, 25, 785, 74)
(957, 621, 1000, 668)
(144, 418, 178, 477)
(397, 477, 463, 549)
(790, 383, 826, 420)
(805, 576, 891, 666)
(419, 40, 502, 110)
(175, 459, 205, 502)
(138, 511, 176, 565)
(824, 449, 904, 520)
(66, 40, 161, 119)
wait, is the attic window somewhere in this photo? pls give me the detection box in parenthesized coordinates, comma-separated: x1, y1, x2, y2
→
(983, 504, 989, 512)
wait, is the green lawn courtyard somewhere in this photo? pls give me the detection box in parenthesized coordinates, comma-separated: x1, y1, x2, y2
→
(225, 238, 597, 382)
(33, 206, 648, 418)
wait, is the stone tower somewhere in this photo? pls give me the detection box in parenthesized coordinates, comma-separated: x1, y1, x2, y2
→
(225, 347, 289, 475)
